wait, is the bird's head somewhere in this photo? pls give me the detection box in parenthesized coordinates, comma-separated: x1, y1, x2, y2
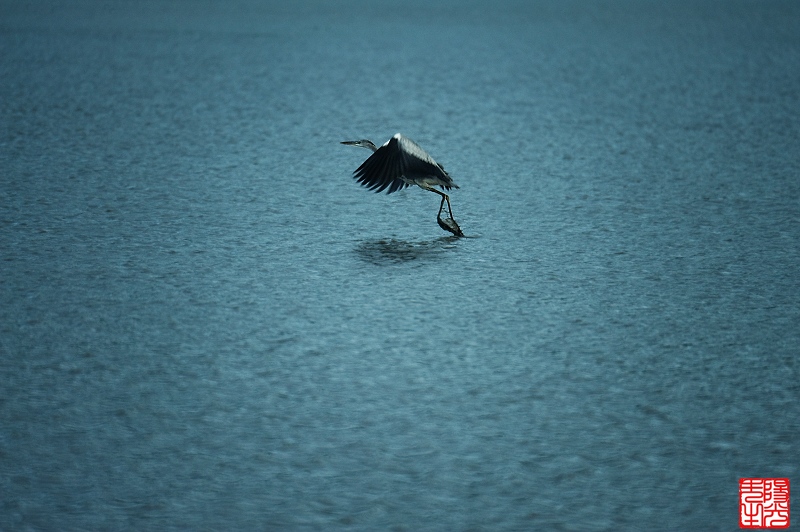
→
(341, 139, 378, 152)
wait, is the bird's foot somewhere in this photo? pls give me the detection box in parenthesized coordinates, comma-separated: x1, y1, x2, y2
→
(437, 213, 464, 237)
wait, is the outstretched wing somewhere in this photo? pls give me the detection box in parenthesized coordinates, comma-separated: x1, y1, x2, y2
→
(396, 134, 457, 191)
(352, 136, 410, 194)
(352, 134, 455, 193)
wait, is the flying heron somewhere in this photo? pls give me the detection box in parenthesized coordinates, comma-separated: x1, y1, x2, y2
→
(341, 133, 464, 237)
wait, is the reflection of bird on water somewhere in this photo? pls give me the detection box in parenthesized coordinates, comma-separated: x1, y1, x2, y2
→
(355, 238, 456, 265)
(341, 133, 464, 237)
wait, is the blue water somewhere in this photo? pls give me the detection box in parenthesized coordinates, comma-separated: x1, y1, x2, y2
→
(2, 1, 799, 530)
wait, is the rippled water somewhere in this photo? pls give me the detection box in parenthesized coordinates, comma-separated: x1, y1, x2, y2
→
(2, 1, 799, 530)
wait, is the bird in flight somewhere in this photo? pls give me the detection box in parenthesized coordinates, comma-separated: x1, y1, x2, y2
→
(341, 133, 464, 237)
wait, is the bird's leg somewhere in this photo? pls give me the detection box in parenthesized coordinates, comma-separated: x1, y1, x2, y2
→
(426, 186, 464, 237)
(427, 188, 452, 218)
(444, 195, 455, 219)
(428, 188, 455, 219)
(424, 187, 450, 213)
(437, 195, 446, 218)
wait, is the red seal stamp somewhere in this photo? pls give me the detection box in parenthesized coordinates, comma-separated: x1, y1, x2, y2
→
(740, 478, 790, 529)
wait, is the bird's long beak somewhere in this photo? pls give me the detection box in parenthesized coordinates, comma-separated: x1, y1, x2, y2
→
(341, 140, 359, 146)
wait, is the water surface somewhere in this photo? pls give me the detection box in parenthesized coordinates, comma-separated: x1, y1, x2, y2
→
(1, 1, 799, 529)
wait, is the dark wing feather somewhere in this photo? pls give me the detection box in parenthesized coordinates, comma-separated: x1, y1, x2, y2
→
(399, 148, 442, 178)
(396, 135, 458, 191)
(352, 136, 409, 194)
(386, 145, 410, 193)
(370, 145, 394, 192)
(354, 150, 381, 187)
